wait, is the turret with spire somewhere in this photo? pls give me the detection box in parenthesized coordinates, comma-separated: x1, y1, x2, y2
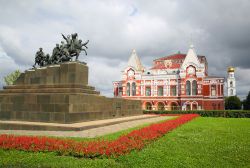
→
(181, 44, 201, 69)
(127, 49, 144, 72)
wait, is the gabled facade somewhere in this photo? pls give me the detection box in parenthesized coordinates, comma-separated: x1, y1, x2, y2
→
(113, 45, 224, 111)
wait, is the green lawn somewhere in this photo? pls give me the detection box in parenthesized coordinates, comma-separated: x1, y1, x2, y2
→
(0, 117, 249, 168)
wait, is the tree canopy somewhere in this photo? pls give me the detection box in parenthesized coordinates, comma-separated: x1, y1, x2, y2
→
(243, 91, 250, 110)
(225, 96, 242, 110)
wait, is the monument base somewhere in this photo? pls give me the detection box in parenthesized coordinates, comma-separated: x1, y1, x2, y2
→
(0, 62, 142, 124)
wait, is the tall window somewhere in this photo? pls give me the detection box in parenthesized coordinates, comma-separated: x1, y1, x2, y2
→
(171, 86, 176, 96)
(221, 85, 224, 95)
(118, 87, 123, 96)
(157, 86, 163, 96)
(114, 87, 118, 96)
(186, 80, 191, 95)
(211, 85, 216, 96)
(192, 80, 197, 95)
(145, 86, 151, 96)
(126, 83, 130, 96)
(132, 82, 136, 96)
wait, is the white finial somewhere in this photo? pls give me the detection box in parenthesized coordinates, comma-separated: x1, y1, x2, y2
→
(190, 44, 194, 49)
(132, 49, 136, 54)
(189, 33, 195, 49)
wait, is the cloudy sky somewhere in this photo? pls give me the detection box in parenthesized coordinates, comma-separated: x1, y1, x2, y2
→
(0, 0, 249, 99)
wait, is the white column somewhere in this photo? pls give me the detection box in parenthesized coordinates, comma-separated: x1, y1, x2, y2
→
(164, 80, 167, 96)
(168, 79, 170, 96)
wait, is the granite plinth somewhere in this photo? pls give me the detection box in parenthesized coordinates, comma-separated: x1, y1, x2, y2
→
(0, 62, 142, 124)
(14, 62, 89, 86)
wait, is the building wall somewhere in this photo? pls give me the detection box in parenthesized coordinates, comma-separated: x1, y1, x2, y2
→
(115, 74, 225, 111)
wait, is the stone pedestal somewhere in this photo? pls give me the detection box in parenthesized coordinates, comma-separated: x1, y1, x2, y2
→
(0, 62, 142, 124)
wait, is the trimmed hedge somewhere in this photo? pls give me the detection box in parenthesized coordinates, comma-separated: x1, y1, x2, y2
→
(143, 110, 250, 118)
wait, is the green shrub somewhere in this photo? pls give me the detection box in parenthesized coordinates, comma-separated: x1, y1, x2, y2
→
(4, 70, 21, 85)
(143, 110, 250, 118)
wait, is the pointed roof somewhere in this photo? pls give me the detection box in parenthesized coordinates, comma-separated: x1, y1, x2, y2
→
(127, 49, 144, 71)
(181, 44, 201, 68)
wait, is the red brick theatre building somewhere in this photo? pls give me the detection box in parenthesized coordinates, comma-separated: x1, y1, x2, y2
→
(113, 45, 224, 111)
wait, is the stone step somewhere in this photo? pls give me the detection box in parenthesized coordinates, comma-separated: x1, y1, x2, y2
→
(4, 84, 96, 90)
(0, 114, 159, 131)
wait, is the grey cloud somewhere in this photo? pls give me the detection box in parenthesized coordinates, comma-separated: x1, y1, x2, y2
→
(0, 0, 249, 98)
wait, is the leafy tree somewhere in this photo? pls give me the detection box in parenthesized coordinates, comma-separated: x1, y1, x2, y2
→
(225, 96, 242, 110)
(4, 70, 21, 85)
(243, 91, 250, 110)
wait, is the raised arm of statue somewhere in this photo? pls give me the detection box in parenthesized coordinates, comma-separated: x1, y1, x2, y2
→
(61, 33, 67, 41)
(82, 40, 89, 46)
(81, 43, 88, 49)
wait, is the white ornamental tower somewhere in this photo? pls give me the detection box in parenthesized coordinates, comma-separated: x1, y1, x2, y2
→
(227, 67, 236, 96)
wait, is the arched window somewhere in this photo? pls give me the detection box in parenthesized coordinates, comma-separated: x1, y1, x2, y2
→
(158, 102, 165, 110)
(132, 82, 136, 96)
(171, 102, 178, 110)
(192, 103, 198, 110)
(126, 83, 130, 96)
(230, 89, 233, 95)
(192, 80, 197, 95)
(145, 102, 152, 110)
(186, 80, 191, 95)
(230, 81, 233, 87)
(186, 104, 191, 110)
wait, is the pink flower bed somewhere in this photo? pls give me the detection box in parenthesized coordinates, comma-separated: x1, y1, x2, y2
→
(0, 114, 199, 158)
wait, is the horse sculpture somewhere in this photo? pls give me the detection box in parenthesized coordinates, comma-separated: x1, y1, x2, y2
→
(62, 33, 89, 61)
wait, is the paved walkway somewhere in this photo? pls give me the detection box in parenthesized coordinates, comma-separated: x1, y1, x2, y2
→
(0, 115, 174, 138)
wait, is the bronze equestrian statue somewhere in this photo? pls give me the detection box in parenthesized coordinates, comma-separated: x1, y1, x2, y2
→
(33, 33, 89, 67)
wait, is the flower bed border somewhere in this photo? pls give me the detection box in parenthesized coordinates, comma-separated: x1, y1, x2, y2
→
(0, 114, 199, 158)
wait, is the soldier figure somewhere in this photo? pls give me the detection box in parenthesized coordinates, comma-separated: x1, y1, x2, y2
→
(58, 41, 71, 63)
(51, 44, 61, 64)
(33, 48, 45, 67)
(60, 41, 69, 56)
(44, 54, 51, 66)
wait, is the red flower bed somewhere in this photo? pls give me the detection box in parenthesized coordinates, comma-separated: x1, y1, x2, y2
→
(0, 114, 199, 158)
